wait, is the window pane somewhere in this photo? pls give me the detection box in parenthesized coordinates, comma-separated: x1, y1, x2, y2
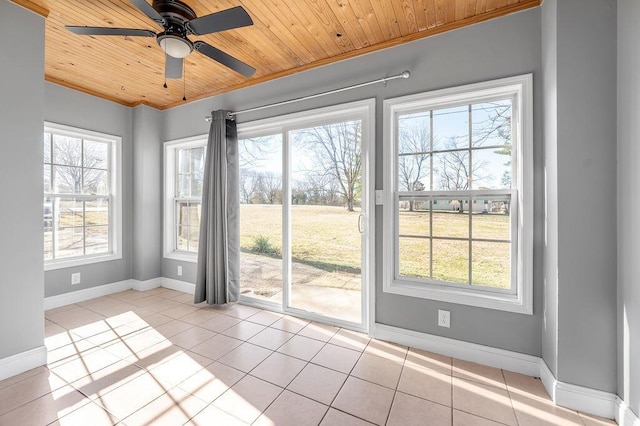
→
(53, 166, 82, 194)
(472, 148, 512, 189)
(178, 148, 191, 174)
(83, 140, 109, 169)
(398, 112, 430, 155)
(472, 100, 512, 148)
(432, 150, 470, 191)
(55, 225, 84, 259)
(432, 105, 469, 150)
(44, 133, 51, 164)
(44, 165, 51, 194)
(177, 175, 190, 198)
(239, 134, 283, 302)
(83, 169, 109, 195)
(176, 201, 200, 252)
(398, 200, 430, 237)
(398, 237, 430, 279)
(44, 196, 53, 260)
(189, 203, 201, 230)
(191, 173, 203, 198)
(176, 226, 188, 251)
(85, 199, 109, 226)
(472, 206, 511, 241)
(44, 227, 53, 261)
(53, 134, 82, 166)
(472, 241, 511, 289)
(58, 198, 84, 228)
(188, 226, 200, 252)
(177, 202, 190, 227)
(398, 153, 430, 191)
(432, 199, 470, 238)
(86, 226, 109, 255)
(432, 239, 469, 283)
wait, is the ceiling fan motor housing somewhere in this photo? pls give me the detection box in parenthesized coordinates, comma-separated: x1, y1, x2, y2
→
(153, 0, 197, 58)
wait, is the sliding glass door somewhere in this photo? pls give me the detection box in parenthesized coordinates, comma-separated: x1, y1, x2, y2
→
(238, 100, 373, 330)
(288, 120, 363, 323)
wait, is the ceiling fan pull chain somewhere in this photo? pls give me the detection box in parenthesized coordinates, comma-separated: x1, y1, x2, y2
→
(182, 60, 187, 101)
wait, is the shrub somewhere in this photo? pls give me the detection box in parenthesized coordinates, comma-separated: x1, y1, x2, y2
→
(251, 235, 280, 256)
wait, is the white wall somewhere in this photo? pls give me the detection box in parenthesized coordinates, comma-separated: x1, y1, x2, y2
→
(617, 0, 640, 417)
(0, 1, 45, 360)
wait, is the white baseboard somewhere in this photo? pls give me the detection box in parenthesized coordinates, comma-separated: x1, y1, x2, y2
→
(0, 345, 47, 382)
(617, 398, 640, 426)
(44, 279, 133, 310)
(161, 277, 195, 294)
(539, 359, 557, 401)
(131, 277, 163, 292)
(374, 322, 621, 420)
(555, 380, 617, 419)
(372, 323, 541, 377)
(539, 359, 618, 419)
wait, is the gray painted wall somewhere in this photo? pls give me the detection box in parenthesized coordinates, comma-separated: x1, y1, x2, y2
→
(617, 0, 640, 415)
(554, 0, 617, 393)
(132, 106, 163, 281)
(43, 83, 134, 297)
(0, 1, 45, 359)
(161, 8, 544, 356)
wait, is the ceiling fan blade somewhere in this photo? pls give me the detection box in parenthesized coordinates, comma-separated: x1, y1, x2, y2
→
(185, 6, 253, 35)
(165, 55, 183, 79)
(66, 26, 157, 37)
(193, 41, 255, 77)
(129, 0, 165, 26)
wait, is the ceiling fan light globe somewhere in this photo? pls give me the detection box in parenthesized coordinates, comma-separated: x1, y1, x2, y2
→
(158, 35, 192, 58)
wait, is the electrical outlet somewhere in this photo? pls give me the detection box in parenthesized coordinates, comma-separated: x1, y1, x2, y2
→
(177, 265, 183, 276)
(438, 309, 450, 328)
(71, 272, 81, 285)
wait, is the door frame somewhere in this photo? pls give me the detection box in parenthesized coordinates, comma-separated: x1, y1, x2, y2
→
(237, 99, 375, 333)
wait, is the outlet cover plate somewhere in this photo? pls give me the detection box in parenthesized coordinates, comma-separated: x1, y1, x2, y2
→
(71, 273, 81, 285)
(438, 309, 450, 328)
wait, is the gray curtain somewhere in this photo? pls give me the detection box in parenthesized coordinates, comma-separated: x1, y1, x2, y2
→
(195, 110, 240, 304)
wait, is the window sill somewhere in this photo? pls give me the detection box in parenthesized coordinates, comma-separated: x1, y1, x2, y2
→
(383, 278, 532, 315)
(164, 251, 198, 263)
(44, 253, 122, 271)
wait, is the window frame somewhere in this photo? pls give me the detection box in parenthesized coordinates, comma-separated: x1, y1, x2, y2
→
(44, 122, 122, 271)
(382, 75, 533, 314)
(163, 136, 207, 262)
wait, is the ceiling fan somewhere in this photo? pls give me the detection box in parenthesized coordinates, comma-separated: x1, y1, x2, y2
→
(66, 0, 256, 80)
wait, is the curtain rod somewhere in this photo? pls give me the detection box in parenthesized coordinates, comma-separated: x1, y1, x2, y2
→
(205, 70, 410, 122)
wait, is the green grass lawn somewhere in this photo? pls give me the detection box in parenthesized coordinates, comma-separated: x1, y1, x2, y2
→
(240, 204, 512, 289)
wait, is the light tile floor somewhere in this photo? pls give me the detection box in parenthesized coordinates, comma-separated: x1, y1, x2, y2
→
(0, 288, 618, 425)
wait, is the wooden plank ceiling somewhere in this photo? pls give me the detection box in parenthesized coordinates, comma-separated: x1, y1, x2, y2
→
(13, 0, 540, 110)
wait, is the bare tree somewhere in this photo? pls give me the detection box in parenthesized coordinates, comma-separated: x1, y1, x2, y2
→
(437, 138, 488, 213)
(52, 137, 107, 194)
(258, 172, 282, 204)
(296, 121, 362, 212)
(398, 122, 430, 211)
(474, 101, 512, 188)
(239, 170, 261, 204)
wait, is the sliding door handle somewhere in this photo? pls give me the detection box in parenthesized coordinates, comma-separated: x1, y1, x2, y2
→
(358, 214, 364, 234)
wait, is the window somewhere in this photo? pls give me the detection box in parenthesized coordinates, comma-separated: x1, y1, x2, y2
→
(164, 137, 206, 261)
(44, 123, 122, 270)
(383, 75, 533, 314)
